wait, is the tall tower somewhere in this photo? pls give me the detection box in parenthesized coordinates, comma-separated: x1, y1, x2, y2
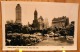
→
(34, 9, 38, 20)
(15, 4, 21, 23)
(32, 9, 39, 29)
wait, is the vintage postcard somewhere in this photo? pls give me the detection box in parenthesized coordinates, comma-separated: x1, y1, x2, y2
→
(1, 1, 79, 51)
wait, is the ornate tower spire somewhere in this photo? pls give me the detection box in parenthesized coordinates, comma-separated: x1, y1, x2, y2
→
(34, 9, 38, 20)
(32, 9, 39, 30)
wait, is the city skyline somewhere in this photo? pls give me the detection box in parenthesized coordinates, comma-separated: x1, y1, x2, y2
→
(2, 2, 78, 26)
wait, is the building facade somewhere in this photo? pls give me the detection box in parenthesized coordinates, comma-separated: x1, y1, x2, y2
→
(38, 16, 44, 30)
(52, 16, 69, 29)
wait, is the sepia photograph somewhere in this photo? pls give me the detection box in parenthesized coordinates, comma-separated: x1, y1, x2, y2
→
(1, 1, 79, 51)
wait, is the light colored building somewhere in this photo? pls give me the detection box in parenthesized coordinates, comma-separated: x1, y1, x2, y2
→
(52, 16, 69, 29)
(38, 16, 44, 30)
(44, 18, 49, 29)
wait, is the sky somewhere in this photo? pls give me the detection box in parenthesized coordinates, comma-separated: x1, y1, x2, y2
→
(1, 1, 79, 26)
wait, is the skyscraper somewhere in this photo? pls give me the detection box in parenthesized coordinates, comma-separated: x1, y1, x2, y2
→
(32, 9, 39, 30)
(34, 9, 37, 20)
(15, 4, 21, 23)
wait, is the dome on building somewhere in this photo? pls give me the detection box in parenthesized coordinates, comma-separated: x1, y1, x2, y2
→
(39, 16, 44, 21)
